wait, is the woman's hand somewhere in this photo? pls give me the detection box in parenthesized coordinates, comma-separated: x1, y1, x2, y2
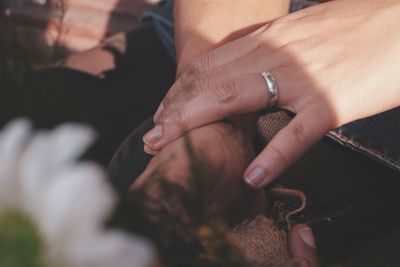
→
(144, 0, 400, 188)
(173, 0, 289, 75)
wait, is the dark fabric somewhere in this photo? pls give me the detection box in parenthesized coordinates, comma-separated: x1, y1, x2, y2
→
(108, 117, 154, 194)
(330, 108, 400, 172)
(255, 109, 400, 172)
(255, 111, 292, 150)
(108, 116, 400, 266)
(0, 23, 176, 166)
(344, 228, 400, 267)
(278, 138, 400, 266)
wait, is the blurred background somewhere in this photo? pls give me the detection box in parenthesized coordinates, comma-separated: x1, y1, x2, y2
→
(3, 0, 159, 65)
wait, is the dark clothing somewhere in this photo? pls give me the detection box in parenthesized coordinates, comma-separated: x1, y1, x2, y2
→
(328, 108, 400, 172)
(0, 23, 176, 165)
(108, 113, 400, 267)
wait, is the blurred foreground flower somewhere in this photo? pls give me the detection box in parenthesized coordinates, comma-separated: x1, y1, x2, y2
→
(0, 119, 153, 267)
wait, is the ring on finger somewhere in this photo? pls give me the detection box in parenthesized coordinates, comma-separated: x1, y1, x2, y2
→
(261, 71, 279, 110)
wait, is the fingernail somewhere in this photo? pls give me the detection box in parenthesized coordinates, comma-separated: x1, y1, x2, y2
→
(143, 125, 163, 146)
(287, 258, 310, 267)
(144, 144, 157, 156)
(299, 227, 316, 248)
(244, 167, 268, 188)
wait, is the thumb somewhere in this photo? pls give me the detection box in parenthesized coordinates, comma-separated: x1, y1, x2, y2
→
(243, 108, 331, 188)
(288, 225, 320, 267)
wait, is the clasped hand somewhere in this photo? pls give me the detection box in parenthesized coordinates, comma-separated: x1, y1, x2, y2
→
(144, 0, 400, 188)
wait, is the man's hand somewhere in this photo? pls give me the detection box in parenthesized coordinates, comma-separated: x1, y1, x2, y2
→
(174, 0, 290, 75)
(134, 121, 267, 223)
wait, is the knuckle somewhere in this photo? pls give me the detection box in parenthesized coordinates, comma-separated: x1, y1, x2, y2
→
(214, 80, 240, 105)
(162, 97, 171, 111)
(180, 68, 212, 98)
(267, 145, 291, 168)
(187, 62, 202, 76)
(164, 87, 179, 105)
(180, 64, 201, 89)
(190, 75, 212, 97)
(155, 101, 172, 124)
(154, 109, 166, 124)
(290, 121, 311, 146)
(170, 109, 189, 132)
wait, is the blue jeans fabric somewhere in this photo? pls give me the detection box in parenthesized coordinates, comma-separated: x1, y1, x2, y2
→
(142, 1, 175, 59)
(142, 0, 400, 172)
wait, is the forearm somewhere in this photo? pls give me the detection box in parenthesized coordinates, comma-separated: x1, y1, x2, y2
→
(174, 0, 290, 74)
(172, 0, 290, 138)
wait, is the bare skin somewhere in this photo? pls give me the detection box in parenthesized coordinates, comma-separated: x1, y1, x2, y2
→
(174, 0, 290, 75)
(145, 0, 400, 189)
(64, 48, 115, 77)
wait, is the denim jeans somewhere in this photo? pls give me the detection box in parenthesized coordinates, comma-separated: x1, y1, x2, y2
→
(143, 0, 400, 172)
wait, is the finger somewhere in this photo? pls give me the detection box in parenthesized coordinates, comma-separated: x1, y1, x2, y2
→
(244, 108, 332, 188)
(144, 143, 159, 156)
(153, 102, 164, 124)
(153, 48, 288, 133)
(288, 225, 319, 267)
(153, 27, 267, 122)
(284, 258, 311, 267)
(161, 57, 247, 115)
(144, 73, 274, 150)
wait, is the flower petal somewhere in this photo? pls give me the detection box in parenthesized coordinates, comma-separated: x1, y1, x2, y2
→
(65, 230, 154, 267)
(18, 124, 95, 216)
(0, 119, 32, 209)
(40, 163, 115, 248)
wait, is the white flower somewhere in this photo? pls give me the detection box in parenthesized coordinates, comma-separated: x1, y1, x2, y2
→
(0, 119, 154, 267)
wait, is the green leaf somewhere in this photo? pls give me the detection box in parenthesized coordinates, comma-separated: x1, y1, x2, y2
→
(0, 211, 46, 267)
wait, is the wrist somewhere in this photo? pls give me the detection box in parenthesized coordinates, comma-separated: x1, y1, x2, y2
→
(175, 0, 290, 75)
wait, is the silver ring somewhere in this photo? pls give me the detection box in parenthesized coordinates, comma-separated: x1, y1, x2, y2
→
(260, 71, 279, 110)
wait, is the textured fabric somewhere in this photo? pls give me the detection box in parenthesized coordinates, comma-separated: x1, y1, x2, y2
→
(231, 216, 289, 267)
(255, 109, 400, 172)
(256, 112, 293, 146)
